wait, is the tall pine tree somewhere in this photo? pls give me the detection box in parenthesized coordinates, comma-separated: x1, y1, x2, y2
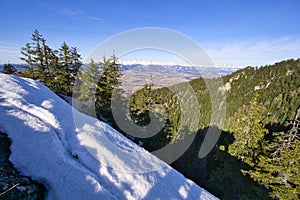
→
(57, 41, 72, 94)
(20, 30, 82, 95)
(31, 30, 47, 82)
(69, 46, 82, 93)
(78, 59, 101, 104)
(20, 43, 35, 78)
(95, 55, 122, 120)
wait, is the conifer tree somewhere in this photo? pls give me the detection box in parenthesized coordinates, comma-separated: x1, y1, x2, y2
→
(20, 43, 35, 78)
(20, 30, 82, 94)
(69, 47, 82, 92)
(2, 63, 17, 74)
(78, 59, 101, 104)
(95, 55, 122, 119)
(56, 41, 71, 93)
(41, 38, 55, 86)
(207, 149, 271, 200)
(130, 84, 154, 125)
(31, 29, 47, 82)
(47, 49, 60, 92)
(228, 94, 268, 167)
(249, 107, 300, 199)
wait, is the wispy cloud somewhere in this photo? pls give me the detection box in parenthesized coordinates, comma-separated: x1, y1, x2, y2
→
(203, 36, 300, 67)
(54, 7, 103, 23)
(88, 16, 103, 22)
(57, 8, 85, 17)
(0, 49, 19, 54)
(0, 43, 19, 53)
(0, 43, 21, 63)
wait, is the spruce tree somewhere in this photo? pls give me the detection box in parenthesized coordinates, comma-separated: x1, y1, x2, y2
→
(78, 59, 101, 114)
(69, 47, 82, 92)
(57, 41, 72, 94)
(47, 49, 60, 93)
(20, 43, 35, 78)
(95, 55, 122, 120)
(41, 38, 55, 87)
(20, 30, 82, 94)
(31, 29, 47, 82)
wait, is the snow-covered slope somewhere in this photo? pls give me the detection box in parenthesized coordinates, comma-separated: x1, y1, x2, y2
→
(0, 73, 218, 200)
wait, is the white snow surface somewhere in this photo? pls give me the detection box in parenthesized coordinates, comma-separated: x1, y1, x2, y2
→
(0, 73, 218, 200)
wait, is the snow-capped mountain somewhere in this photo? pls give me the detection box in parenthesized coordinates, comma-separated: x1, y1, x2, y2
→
(119, 60, 190, 67)
(118, 61, 241, 77)
(0, 73, 218, 200)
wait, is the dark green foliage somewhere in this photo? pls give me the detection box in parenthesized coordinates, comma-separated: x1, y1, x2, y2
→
(2, 63, 17, 74)
(248, 107, 300, 199)
(19, 30, 82, 95)
(128, 84, 174, 147)
(128, 59, 300, 200)
(78, 60, 100, 103)
(77, 59, 101, 116)
(95, 55, 122, 120)
(20, 43, 35, 78)
(223, 59, 300, 127)
(228, 94, 268, 167)
(207, 148, 271, 200)
(55, 41, 80, 94)
(77, 55, 122, 121)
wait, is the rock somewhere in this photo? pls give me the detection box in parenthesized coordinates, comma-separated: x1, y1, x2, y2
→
(0, 133, 45, 200)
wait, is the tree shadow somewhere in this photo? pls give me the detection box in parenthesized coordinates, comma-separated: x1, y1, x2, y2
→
(265, 122, 291, 134)
(264, 122, 291, 140)
(171, 126, 272, 200)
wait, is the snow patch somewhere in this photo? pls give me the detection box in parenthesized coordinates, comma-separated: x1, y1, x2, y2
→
(41, 100, 54, 109)
(0, 73, 218, 200)
(179, 185, 189, 199)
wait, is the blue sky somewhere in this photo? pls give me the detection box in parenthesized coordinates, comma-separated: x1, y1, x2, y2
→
(0, 0, 300, 66)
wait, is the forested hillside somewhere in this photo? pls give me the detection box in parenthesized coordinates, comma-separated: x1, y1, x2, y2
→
(222, 60, 300, 126)
(129, 59, 300, 199)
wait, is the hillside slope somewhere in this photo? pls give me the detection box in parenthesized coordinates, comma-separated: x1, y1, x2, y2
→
(0, 73, 217, 200)
(127, 59, 300, 200)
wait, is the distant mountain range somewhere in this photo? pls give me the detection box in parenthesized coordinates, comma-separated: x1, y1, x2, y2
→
(0, 63, 240, 77)
(120, 63, 240, 77)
